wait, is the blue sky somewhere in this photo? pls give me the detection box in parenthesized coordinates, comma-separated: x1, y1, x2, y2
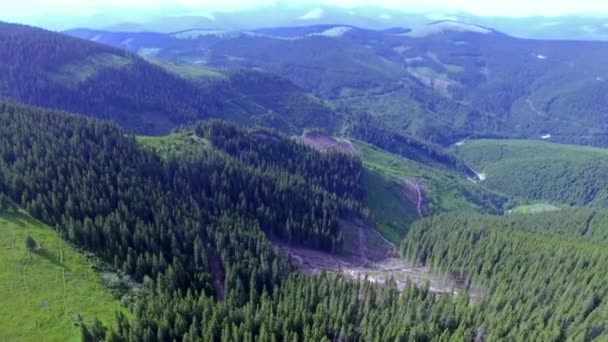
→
(3, 0, 608, 19)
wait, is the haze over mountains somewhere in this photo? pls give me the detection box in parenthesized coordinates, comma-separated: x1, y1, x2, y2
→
(68, 20, 608, 146)
(5, 2, 608, 41)
(3, 5, 608, 341)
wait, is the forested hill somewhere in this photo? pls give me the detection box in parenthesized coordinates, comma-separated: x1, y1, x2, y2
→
(454, 139, 608, 207)
(0, 22, 342, 135)
(403, 209, 608, 340)
(0, 101, 484, 340)
(3, 99, 608, 340)
(0, 22, 215, 134)
(70, 23, 608, 146)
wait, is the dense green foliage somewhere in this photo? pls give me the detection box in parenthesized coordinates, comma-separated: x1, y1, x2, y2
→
(402, 209, 608, 340)
(0, 102, 492, 341)
(114, 273, 478, 341)
(454, 139, 608, 207)
(196, 121, 362, 201)
(348, 113, 476, 176)
(356, 140, 508, 241)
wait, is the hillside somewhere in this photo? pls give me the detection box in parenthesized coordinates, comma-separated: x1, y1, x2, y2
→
(453, 139, 608, 207)
(139, 128, 506, 244)
(403, 209, 608, 340)
(0, 101, 498, 340)
(0, 209, 123, 341)
(355, 140, 508, 242)
(3, 85, 608, 340)
(0, 22, 341, 135)
(68, 23, 608, 146)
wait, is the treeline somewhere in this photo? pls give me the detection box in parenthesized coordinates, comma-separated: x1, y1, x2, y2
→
(402, 209, 608, 340)
(0, 102, 357, 305)
(0, 102, 489, 341)
(0, 22, 219, 134)
(107, 273, 477, 341)
(196, 120, 362, 201)
(348, 113, 476, 177)
(456, 141, 608, 207)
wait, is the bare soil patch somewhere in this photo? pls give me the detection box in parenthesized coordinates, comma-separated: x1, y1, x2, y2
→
(276, 218, 476, 298)
(401, 178, 427, 218)
(301, 132, 357, 154)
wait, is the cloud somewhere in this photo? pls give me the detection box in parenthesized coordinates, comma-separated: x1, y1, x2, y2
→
(3, 0, 608, 20)
(298, 8, 325, 20)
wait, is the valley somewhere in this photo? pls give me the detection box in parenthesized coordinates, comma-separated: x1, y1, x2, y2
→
(2, 9, 608, 341)
(67, 21, 608, 146)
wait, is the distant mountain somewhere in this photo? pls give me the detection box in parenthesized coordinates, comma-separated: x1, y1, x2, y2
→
(0, 21, 341, 135)
(17, 3, 607, 41)
(67, 22, 608, 146)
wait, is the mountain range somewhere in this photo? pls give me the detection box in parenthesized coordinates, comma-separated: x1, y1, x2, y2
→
(68, 21, 608, 146)
(3, 15, 608, 341)
(13, 3, 608, 41)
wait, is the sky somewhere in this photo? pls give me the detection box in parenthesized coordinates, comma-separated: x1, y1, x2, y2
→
(2, 0, 608, 20)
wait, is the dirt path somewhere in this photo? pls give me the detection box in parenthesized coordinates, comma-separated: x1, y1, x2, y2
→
(402, 179, 425, 218)
(357, 224, 369, 266)
(207, 248, 225, 300)
(275, 218, 475, 297)
(413, 180, 423, 218)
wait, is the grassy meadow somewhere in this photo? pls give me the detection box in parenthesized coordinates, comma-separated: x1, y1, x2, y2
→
(0, 211, 123, 342)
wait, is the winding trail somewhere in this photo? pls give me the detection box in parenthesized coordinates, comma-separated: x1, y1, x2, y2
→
(357, 224, 369, 267)
(413, 180, 424, 218)
(403, 179, 425, 218)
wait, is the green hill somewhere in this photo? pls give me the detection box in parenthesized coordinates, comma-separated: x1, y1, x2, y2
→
(356, 140, 508, 242)
(0, 210, 123, 341)
(402, 208, 608, 340)
(0, 22, 341, 136)
(68, 24, 608, 146)
(453, 139, 608, 207)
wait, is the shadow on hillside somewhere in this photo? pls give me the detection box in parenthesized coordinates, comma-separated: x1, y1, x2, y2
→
(1, 210, 72, 271)
(1, 210, 46, 229)
(34, 250, 72, 272)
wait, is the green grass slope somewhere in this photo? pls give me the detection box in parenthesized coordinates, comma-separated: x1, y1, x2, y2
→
(0, 210, 122, 341)
(136, 131, 210, 157)
(454, 139, 608, 207)
(356, 141, 508, 243)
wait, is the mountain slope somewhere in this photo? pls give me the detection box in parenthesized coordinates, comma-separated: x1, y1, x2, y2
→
(0, 22, 341, 135)
(69, 23, 608, 146)
(0, 210, 123, 341)
(0, 22, 216, 134)
(403, 209, 608, 340)
(453, 139, 608, 207)
(356, 140, 508, 242)
(0, 100, 484, 341)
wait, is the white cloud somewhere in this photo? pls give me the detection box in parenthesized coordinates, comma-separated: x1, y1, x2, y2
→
(298, 8, 324, 20)
(2, 0, 608, 19)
